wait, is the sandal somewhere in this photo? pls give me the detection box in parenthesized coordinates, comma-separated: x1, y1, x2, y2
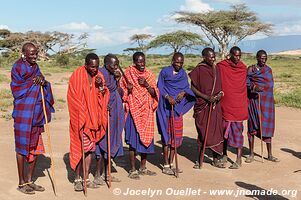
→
(211, 159, 226, 168)
(93, 175, 105, 185)
(229, 161, 241, 169)
(267, 156, 280, 162)
(162, 165, 174, 175)
(138, 168, 157, 176)
(128, 170, 140, 180)
(74, 179, 83, 192)
(17, 183, 35, 195)
(221, 155, 228, 164)
(171, 167, 183, 173)
(245, 155, 254, 163)
(86, 179, 100, 189)
(193, 161, 201, 169)
(27, 182, 45, 192)
(101, 174, 121, 182)
(170, 164, 183, 173)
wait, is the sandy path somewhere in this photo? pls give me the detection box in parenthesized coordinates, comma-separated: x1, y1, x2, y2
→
(0, 72, 300, 200)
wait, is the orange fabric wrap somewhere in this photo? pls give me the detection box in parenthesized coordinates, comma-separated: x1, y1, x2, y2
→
(67, 66, 109, 170)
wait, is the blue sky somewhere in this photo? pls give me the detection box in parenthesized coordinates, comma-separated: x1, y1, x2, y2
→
(1, 0, 301, 53)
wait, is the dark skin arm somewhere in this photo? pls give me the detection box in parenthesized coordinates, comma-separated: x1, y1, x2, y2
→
(191, 85, 223, 103)
(191, 85, 213, 102)
(95, 76, 105, 95)
(166, 95, 176, 106)
(33, 75, 47, 86)
(175, 91, 186, 103)
(138, 77, 156, 98)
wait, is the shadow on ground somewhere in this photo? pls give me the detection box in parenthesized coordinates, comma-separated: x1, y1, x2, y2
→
(235, 181, 290, 200)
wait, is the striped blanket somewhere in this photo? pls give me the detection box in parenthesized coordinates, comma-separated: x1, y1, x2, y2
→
(11, 58, 54, 157)
(247, 64, 275, 140)
(67, 66, 110, 170)
(120, 66, 159, 147)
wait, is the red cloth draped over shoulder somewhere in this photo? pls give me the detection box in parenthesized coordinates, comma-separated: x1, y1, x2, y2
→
(67, 66, 110, 170)
(217, 59, 248, 121)
(120, 66, 159, 147)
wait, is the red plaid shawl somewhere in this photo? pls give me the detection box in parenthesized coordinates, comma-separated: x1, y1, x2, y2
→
(120, 66, 159, 147)
(67, 66, 109, 170)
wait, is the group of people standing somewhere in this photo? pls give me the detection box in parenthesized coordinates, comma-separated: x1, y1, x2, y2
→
(10, 42, 278, 195)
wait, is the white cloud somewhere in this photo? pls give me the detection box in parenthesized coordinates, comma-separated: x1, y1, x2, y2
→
(158, 0, 213, 26)
(180, 0, 213, 13)
(92, 25, 103, 30)
(273, 21, 301, 35)
(0, 24, 9, 30)
(88, 26, 154, 47)
(55, 22, 91, 31)
(214, 0, 242, 3)
(109, 26, 154, 43)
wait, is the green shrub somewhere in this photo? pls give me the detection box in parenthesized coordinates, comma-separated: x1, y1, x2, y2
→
(56, 54, 70, 66)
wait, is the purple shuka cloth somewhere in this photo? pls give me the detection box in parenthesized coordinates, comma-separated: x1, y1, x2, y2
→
(156, 65, 195, 147)
(96, 66, 124, 159)
(11, 58, 54, 156)
(247, 64, 275, 143)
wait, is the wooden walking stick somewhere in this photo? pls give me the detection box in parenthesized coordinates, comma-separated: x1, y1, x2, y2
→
(258, 93, 264, 163)
(171, 105, 179, 178)
(40, 86, 57, 196)
(107, 110, 112, 188)
(81, 132, 87, 196)
(118, 65, 129, 84)
(199, 102, 213, 168)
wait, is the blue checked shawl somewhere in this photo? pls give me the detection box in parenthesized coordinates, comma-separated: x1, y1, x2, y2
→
(247, 64, 275, 138)
(11, 58, 54, 156)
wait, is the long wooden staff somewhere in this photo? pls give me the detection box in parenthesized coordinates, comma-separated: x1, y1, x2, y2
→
(118, 65, 129, 84)
(107, 110, 112, 188)
(171, 105, 179, 178)
(199, 103, 213, 168)
(81, 132, 87, 196)
(258, 93, 264, 163)
(40, 86, 57, 196)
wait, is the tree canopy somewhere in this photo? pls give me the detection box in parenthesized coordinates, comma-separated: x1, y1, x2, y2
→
(128, 34, 152, 52)
(176, 4, 273, 58)
(0, 29, 89, 60)
(148, 30, 207, 53)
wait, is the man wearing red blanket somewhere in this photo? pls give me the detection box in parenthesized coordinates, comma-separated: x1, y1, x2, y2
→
(217, 46, 248, 169)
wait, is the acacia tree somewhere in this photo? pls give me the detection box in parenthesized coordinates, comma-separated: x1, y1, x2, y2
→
(176, 4, 273, 58)
(129, 34, 152, 52)
(0, 30, 89, 59)
(147, 30, 207, 53)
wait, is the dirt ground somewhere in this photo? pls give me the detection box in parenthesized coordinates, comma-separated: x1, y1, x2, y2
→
(0, 71, 300, 200)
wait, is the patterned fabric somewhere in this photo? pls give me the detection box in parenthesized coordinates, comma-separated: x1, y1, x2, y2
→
(120, 66, 159, 147)
(247, 64, 275, 143)
(223, 120, 244, 148)
(27, 126, 45, 162)
(125, 112, 154, 153)
(96, 67, 125, 159)
(67, 66, 110, 170)
(189, 62, 224, 155)
(83, 133, 96, 153)
(156, 65, 195, 148)
(218, 59, 248, 121)
(11, 58, 54, 157)
(165, 114, 183, 148)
